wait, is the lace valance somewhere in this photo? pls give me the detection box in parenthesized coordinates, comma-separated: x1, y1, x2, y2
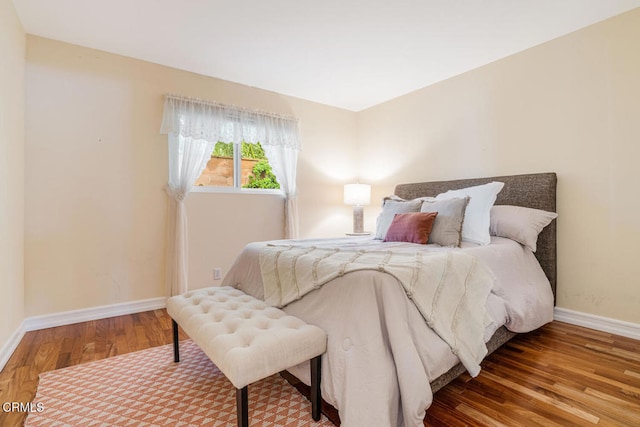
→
(160, 95, 301, 150)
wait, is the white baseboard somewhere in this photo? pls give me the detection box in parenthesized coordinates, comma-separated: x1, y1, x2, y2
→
(554, 307, 640, 341)
(22, 297, 167, 332)
(0, 322, 27, 373)
(0, 297, 167, 371)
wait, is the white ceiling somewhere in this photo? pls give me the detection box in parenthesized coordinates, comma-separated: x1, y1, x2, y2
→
(13, 0, 640, 111)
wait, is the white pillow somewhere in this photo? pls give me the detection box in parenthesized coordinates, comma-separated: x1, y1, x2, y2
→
(435, 181, 504, 245)
(490, 205, 557, 252)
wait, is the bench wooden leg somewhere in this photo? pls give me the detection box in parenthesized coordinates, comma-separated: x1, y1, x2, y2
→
(311, 355, 322, 421)
(172, 319, 180, 363)
(236, 386, 248, 427)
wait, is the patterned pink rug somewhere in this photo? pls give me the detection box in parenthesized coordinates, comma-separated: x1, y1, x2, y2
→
(27, 340, 334, 426)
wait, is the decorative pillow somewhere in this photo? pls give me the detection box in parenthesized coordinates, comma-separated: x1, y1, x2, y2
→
(374, 197, 423, 239)
(420, 197, 470, 247)
(435, 181, 504, 246)
(383, 212, 438, 244)
(490, 205, 557, 252)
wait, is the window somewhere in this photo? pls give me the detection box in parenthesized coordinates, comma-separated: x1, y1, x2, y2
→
(160, 94, 301, 244)
(194, 141, 280, 189)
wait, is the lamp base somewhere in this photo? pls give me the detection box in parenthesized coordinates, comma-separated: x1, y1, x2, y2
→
(352, 206, 364, 234)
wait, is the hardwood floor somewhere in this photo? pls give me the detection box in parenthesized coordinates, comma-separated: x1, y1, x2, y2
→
(1, 311, 638, 426)
(426, 321, 640, 426)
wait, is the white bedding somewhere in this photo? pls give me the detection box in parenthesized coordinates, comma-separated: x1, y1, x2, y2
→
(221, 236, 554, 427)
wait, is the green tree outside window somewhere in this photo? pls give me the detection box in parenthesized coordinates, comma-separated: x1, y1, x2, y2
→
(211, 141, 280, 189)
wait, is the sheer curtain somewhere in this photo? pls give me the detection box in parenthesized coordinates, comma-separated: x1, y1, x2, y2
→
(163, 133, 216, 296)
(160, 95, 301, 296)
(263, 143, 298, 238)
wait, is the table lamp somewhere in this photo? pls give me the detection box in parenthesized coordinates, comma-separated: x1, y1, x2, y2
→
(344, 183, 371, 234)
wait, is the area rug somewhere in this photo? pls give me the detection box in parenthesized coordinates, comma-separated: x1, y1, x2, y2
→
(27, 340, 334, 426)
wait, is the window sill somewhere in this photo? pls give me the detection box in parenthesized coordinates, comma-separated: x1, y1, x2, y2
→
(191, 186, 285, 197)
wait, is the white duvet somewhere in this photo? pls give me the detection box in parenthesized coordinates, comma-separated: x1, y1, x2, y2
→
(221, 236, 554, 427)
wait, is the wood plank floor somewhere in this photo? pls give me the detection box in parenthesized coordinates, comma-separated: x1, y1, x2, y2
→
(425, 321, 640, 426)
(1, 310, 638, 426)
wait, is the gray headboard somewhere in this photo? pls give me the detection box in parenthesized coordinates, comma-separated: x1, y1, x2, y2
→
(394, 172, 557, 298)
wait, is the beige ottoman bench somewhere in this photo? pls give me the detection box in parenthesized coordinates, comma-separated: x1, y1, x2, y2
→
(166, 286, 327, 427)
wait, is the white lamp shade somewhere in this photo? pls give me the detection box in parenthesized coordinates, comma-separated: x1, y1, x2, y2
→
(344, 183, 371, 206)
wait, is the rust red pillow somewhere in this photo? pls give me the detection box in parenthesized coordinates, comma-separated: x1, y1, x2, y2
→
(383, 212, 438, 244)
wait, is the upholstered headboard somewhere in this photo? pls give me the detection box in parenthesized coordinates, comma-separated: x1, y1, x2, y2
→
(394, 172, 557, 298)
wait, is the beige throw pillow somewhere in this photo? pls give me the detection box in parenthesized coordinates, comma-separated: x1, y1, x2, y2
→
(420, 197, 470, 247)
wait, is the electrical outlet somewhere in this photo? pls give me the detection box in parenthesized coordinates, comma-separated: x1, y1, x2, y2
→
(213, 268, 222, 280)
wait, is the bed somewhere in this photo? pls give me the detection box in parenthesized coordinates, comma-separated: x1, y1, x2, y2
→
(221, 172, 557, 427)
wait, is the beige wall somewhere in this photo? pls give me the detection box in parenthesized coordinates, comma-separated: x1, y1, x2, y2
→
(0, 0, 26, 349)
(358, 9, 640, 324)
(25, 36, 357, 315)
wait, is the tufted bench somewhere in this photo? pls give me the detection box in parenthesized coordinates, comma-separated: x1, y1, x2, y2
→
(166, 286, 327, 427)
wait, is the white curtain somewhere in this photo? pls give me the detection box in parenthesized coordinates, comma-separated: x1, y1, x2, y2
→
(263, 143, 299, 239)
(163, 133, 216, 296)
(160, 95, 301, 295)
